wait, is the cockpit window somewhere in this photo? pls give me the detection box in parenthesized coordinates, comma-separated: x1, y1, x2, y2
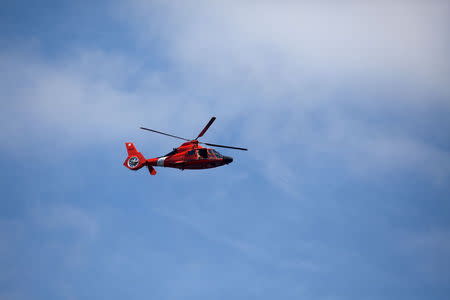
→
(188, 150, 195, 155)
(212, 150, 223, 158)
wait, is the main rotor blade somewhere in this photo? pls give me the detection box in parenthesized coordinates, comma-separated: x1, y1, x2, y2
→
(140, 127, 190, 141)
(195, 117, 216, 140)
(202, 142, 248, 151)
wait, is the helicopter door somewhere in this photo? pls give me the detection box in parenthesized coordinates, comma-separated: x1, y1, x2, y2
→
(198, 148, 208, 159)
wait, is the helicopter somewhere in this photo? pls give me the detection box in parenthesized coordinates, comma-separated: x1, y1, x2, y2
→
(123, 117, 247, 175)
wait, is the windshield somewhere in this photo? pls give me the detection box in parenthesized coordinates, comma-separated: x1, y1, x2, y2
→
(212, 150, 223, 158)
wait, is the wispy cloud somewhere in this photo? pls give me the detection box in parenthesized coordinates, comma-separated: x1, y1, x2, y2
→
(31, 202, 99, 239)
(126, 0, 450, 94)
(153, 207, 322, 272)
(1, 0, 449, 192)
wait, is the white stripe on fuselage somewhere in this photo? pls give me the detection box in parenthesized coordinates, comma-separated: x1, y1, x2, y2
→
(157, 156, 167, 167)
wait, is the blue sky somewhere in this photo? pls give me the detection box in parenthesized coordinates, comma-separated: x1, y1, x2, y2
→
(1, 1, 450, 299)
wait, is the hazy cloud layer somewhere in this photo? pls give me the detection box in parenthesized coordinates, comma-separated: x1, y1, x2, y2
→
(1, 1, 450, 300)
(2, 0, 449, 190)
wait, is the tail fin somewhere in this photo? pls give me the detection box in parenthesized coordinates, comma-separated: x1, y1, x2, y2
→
(123, 143, 147, 170)
(123, 143, 157, 175)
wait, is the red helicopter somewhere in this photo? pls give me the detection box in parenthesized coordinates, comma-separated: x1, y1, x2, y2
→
(124, 117, 247, 175)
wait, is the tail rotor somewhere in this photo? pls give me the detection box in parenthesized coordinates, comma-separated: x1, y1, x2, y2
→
(123, 143, 146, 169)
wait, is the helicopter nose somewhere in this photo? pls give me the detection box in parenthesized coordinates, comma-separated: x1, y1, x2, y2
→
(223, 156, 233, 164)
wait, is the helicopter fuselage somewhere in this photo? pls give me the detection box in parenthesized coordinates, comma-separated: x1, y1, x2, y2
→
(146, 141, 233, 170)
(124, 140, 233, 175)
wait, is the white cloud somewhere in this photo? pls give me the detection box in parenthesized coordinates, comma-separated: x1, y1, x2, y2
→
(1, 0, 449, 191)
(126, 0, 450, 97)
(123, 0, 450, 184)
(0, 47, 214, 156)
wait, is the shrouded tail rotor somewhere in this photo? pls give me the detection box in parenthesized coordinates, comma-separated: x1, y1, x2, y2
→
(123, 143, 157, 175)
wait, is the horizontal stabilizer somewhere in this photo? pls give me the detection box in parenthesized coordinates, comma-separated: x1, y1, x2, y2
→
(147, 165, 157, 175)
